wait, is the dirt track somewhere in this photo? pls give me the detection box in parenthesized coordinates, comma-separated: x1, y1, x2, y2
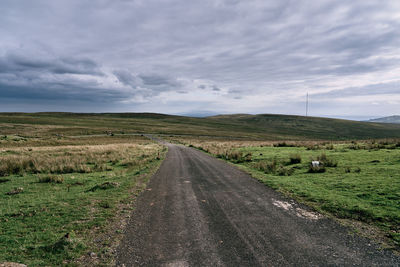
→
(117, 143, 399, 266)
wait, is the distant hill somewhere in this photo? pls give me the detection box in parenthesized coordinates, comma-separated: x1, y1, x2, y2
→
(367, 116, 400, 124)
(1, 112, 400, 140)
(207, 114, 400, 140)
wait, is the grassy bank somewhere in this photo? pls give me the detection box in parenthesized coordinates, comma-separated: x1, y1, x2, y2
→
(181, 138, 400, 249)
(0, 136, 165, 266)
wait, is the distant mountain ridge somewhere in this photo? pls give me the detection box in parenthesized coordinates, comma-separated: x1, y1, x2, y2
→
(367, 116, 400, 124)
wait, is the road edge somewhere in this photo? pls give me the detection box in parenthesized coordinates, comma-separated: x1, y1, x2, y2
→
(73, 147, 168, 266)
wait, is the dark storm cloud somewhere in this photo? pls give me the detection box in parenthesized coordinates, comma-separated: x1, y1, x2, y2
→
(0, 0, 399, 117)
(0, 53, 102, 76)
(0, 83, 125, 102)
(113, 70, 140, 88)
(139, 74, 177, 87)
(113, 70, 184, 94)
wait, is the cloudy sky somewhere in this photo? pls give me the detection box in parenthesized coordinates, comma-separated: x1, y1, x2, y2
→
(1, 0, 400, 120)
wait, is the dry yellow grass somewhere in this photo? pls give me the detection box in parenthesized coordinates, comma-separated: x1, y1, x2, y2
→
(0, 143, 161, 177)
(0, 134, 152, 148)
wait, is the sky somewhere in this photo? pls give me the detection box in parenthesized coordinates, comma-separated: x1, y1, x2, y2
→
(1, 0, 400, 120)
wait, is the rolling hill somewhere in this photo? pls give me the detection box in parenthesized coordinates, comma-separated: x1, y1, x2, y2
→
(367, 115, 400, 124)
(1, 112, 400, 140)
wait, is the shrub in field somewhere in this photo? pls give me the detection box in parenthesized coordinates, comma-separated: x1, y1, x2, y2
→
(288, 153, 301, 164)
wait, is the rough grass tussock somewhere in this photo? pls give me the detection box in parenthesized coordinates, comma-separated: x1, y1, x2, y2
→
(288, 153, 301, 164)
(38, 175, 64, 184)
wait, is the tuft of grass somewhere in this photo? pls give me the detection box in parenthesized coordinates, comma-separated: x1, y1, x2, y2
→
(38, 175, 64, 184)
(316, 153, 338, 167)
(288, 153, 301, 164)
(308, 164, 326, 173)
(274, 142, 295, 147)
(253, 160, 294, 176)
(99, 201, 113, 209)
(87, 182, 120, 192)
(254, 160, 278, 174)
(277, 166, 295, 176)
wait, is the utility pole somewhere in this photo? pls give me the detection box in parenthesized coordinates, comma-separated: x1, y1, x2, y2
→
(306, 92, 309, 116)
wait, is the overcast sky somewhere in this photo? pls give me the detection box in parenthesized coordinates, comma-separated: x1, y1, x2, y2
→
(1, 0, 400, 120)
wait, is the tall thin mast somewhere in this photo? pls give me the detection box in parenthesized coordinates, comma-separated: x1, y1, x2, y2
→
(306, 92, 309, 116)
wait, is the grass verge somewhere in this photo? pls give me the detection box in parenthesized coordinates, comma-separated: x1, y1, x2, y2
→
(0, 141, 166, 266)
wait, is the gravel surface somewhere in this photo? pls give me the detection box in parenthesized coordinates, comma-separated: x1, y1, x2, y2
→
(117, 143, 400, 266)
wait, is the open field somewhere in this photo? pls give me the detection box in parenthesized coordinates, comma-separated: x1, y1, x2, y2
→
(175, 137, 400, 250)
(2, 113, 400, 264)
(0, 135, 165, 266)
(2, 112, 400, 140)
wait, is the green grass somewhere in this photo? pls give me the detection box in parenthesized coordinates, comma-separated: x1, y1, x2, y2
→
(1, 112, 400, 141)
(186, 140, 400, 248)
(0, 141, 165, 266)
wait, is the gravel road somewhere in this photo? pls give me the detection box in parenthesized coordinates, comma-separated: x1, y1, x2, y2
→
(117, 143, 399, 266)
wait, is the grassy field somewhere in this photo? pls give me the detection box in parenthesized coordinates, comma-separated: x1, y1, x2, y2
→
(2, 112, 400, 264)
(0, 135, 166, 266)
(177, 137, 400, 250)
(1, 112, 400, 140)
